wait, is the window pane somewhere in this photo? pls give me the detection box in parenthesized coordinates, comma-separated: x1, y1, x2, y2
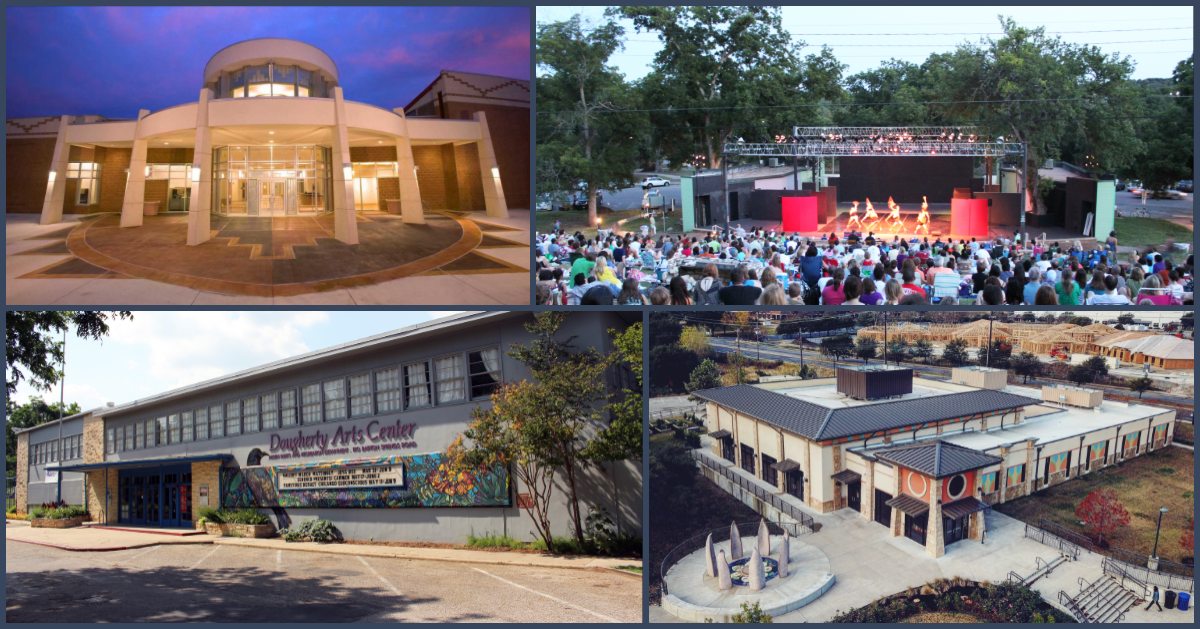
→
(243, 396, 259, 433)
(404, 362, 431, 409)
(195, 407, 209, 440)
(324, 378, 346, 421)
(281, 389, 298, 427)
(106, 428, 115, 454)
(210, 405, 224, 438)
(469, 347, 502, 399)
(375, 367, 401, 414)
(144, 420, 155, 448)
(435, 355, 466, 405)
(301, 384, 322, 424)
(169, 413, 181, 443)
(132, 423, 142, 450)
(226, 401, 241, 436)
(350, 373, 372, 417)
(181, 410, 193, 443)
(157, 417, 169, 445)
(261, 393, 278, 431)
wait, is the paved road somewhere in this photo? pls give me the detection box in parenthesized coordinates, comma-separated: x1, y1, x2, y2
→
(709, 338, 1193, 406)
(5, 533, 641, 623)
(603, 181, 683, 213)
(1114, 193, 1193, 229)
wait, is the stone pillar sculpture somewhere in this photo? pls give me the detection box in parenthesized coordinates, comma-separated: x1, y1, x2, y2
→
(729, 522, 743, 560)
(757, 519, 770, 557)
(749, 547, 765, 591)
(705, 533, 717, 578)
(717, 550, 733, 590)
(779, 528, 790, 579)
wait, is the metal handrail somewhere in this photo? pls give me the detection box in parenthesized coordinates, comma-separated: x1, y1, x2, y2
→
(1103, 557, 1150, 601)
(1008, 570, 1026, 584)
(1036, 556, 1049, 574)
(1024, 521, 1082, 561)
(692, 451, 815, 532)
(1077, 574, 1134, 624)
(1058, 590, 1090, 623)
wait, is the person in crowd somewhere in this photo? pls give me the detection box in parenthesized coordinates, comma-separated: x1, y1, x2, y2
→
(1056, 273, 1082, 305)
(822, 268, 846, 305)
(692, 263, 722, 305)
(787, 282, 805, 305)
(535, 283, 552, 305)
(981, 284, 1005, 305)
(1086, 275, 1132, 304)
(647, 286, 670, 305)
(718, 268, 763, 305)
(1035, 285, 1059, 305)
(617, 279, 646, 305)
(842, 276, 864, 306)
(1023, 268, 1042, 305)
(668, 276, 693, 306)
(1004, 278, 1025, 306)
(883, 279, 904, 305)
(760, 283, 787, 305)
(860, 277, 884, 305)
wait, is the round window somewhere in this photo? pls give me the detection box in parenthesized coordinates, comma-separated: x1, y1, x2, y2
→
(947, 474, 967, 500)
(906, 472, 927, 497)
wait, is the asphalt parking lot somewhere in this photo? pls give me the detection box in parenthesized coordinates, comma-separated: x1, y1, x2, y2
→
(5, 529, 642, 623)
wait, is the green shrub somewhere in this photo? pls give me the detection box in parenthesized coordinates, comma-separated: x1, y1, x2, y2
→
(6, 505, 16, 515)
(45, 505, 87, 519)
(731, 602, 773, 623)
(466, 532, 526, 549)
(28, 507, 46, 519)
(198, 507, 224, 524)
(280, 518, 339, 543)
(223, 509, 269, 525)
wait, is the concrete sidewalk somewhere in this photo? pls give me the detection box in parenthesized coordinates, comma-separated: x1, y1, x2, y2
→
(5, 520, 641, 574)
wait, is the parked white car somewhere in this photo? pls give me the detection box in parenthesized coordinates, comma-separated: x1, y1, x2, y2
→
(641, 176, 670, 188)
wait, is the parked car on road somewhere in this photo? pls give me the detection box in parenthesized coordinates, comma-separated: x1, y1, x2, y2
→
(641, 176, 670, 188)
(1129, 185, 1187, 199)
(1177, 180, 1194, 193)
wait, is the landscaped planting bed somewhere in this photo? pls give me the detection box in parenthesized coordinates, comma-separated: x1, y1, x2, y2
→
(828, 579, 1075, 623)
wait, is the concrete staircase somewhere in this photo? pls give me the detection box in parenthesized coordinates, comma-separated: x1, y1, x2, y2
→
(1060, 575, 1143, 623)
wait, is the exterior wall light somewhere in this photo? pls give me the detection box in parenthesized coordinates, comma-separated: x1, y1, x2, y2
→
(491, 167, 500, 179)
(343, 164, 353, 180)
(144, 166, 151, 178)
(48, 171, 57, 183)
(191, 164, 201, 183)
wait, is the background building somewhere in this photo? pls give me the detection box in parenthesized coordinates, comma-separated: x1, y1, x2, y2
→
(15, 312, 641, 544)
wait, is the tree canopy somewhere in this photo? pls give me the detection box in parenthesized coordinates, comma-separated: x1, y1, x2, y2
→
(6, 311, 133, 398)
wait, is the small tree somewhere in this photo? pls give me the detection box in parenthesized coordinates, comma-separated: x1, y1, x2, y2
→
(1182, 516, 1194, 556)
(886, 338, 910, 363)
(1068, 364, 1096, 387)
(678, 325, 712, 356)
(1117, 313, 1135, 326)
(730, 602, 773, 623)
(1083, 355, 1110, 380)
(1011, 352, 1044, 384)
(727, 352, 749, 385)
(1075, 488, 1131, 546)
(820, 334, 855, 363)
(1128, 376, 1155, 399)
(854, 337, 878, 364)
(943, 339, 970, 366)
(685, 359, 722, 395)
(977, 341, 1013, 369)
(911, 339, 934, 364)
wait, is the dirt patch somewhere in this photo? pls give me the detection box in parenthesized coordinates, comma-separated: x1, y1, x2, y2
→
(993, 446, 1195, 562)
(901, 612, 983, 623)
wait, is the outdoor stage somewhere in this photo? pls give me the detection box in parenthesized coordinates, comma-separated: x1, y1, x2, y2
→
(689, 202, 1097, 248)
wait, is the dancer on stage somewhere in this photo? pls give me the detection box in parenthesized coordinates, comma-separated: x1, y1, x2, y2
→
(886, 196, 904, 232)
(916, 196, 930, 235)
(847, 201, 862, 230)
(862, 198, 880, 231)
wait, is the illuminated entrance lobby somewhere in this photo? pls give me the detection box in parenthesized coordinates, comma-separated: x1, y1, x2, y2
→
(10, 39, 528, 301)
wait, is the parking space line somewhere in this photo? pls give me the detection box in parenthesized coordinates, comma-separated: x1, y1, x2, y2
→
(469, 567, 619, 623)
(276, 549, 282, 575)
(191, 546, 220, 570)
(357, 555, 403, 596)
(125, 545, 160, 563)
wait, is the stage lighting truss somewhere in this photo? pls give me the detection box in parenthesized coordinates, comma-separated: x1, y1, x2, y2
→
(733, 126, 1024, 158)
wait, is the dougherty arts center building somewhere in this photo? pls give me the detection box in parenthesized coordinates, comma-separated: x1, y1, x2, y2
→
(7, 38, 529, 244)
(14, 312, 641, 544)
(693, 365, 1177, 559)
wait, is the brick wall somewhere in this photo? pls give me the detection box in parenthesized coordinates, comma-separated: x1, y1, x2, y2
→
(145, 148, 194, 163)
(378, 177, 400, 204)
(350, 146, 398, 162)
(144, 179, 169, 205)
(454, 143, 484, 212)
(444, 102, 529, 208)
(99, 147, 132, 214)
(84, 469, 118, 524)
(440, 144, 459, 210)
(5, 138, 57, 213)
(413, 145, 449, 209)
(16, 433, 28, 513)
(191, 461, 222, 525)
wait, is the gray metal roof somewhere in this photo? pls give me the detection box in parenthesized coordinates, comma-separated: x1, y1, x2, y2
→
(886, 493, 930, 516)
(691, 385, 1038, 441)
(831, 469, 862, 484)
(99, 312, 518, 418)
(942, 496, 990, 520)
(874, 440, 1004, 479)
(11, 408, 100, 436)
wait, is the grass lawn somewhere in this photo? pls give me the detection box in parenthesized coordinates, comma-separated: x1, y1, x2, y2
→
(1173, 422, 1194, 445)
(1114, 216, 1193, 250)
(901, 612, 983, 623)
(621, 212, 684, 235)
(993, 446, 1194, 562)
(535, 209, 644, 239)
(614, 565, 643, 574)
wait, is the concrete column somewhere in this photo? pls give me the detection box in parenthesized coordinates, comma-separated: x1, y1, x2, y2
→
(926, 486, 944, 558)
(998, 446, 1009, 504)
(1024, 440, 1036, 497)
(120, 110, 152, 228)
(187, 88, 214, 246)
(753, 420, 761, 480)
(391, 108, 426, 224)
(39, 115, 71, 225)
(890, 469, 903, 537)
(863, 460, 875, 520)
(330, 87, 359, 244)
(473, 111, 509, 219)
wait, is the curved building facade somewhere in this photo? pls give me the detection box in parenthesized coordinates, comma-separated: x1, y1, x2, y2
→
(10, 39, 520, 246)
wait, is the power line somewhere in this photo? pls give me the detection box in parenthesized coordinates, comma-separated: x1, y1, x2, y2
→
(538, 114, 1183, 134)
(617, 38, 1193, 48)
(565, 17, 1195, 31)
(618, 26, 1194, 39)
(537, 94, 1192, 115)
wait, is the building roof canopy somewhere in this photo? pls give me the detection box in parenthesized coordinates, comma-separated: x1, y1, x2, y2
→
(874, 440, 1004, 479)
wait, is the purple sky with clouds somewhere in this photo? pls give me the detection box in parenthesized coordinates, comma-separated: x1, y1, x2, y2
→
(5, 6, 530, 118)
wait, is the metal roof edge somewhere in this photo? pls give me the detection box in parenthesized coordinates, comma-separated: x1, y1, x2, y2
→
(11, 409, 100, 435)
(98, 311, 514, 418)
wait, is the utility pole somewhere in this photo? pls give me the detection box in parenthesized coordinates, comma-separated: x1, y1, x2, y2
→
(987, 316, 994, 368)
(883, 312, 889, 366)
(722, 153, 730, 237)
(56, 327, 65, 504)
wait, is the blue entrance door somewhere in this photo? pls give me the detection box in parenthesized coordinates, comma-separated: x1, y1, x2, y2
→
(118, 465, 192, 528)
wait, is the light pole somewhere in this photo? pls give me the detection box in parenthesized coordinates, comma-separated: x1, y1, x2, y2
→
(56, 327, 65, 504)
(1151, 506, 1168, 561)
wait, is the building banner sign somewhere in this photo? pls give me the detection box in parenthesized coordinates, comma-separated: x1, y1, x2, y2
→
(267, 419, 418, 462)
(1047, 452, 1069, 475)
(276, 463, 405, 491)
(1123, 433, 1139, 451)
(1153, 424, 1167, 442)
(222, 452, 511, 510)
(980, 471, 997, 494)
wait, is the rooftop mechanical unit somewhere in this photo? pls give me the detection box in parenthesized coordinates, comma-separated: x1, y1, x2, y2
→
(837, 364, 913, 400)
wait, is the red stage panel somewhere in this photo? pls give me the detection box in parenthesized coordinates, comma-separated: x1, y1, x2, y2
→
(782, 196, 818, 232)
(950, 198, 989, 237)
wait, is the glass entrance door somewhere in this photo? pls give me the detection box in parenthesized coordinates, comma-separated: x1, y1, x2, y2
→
(252, 178, 297, 216)
(118, 465, 192, 528)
